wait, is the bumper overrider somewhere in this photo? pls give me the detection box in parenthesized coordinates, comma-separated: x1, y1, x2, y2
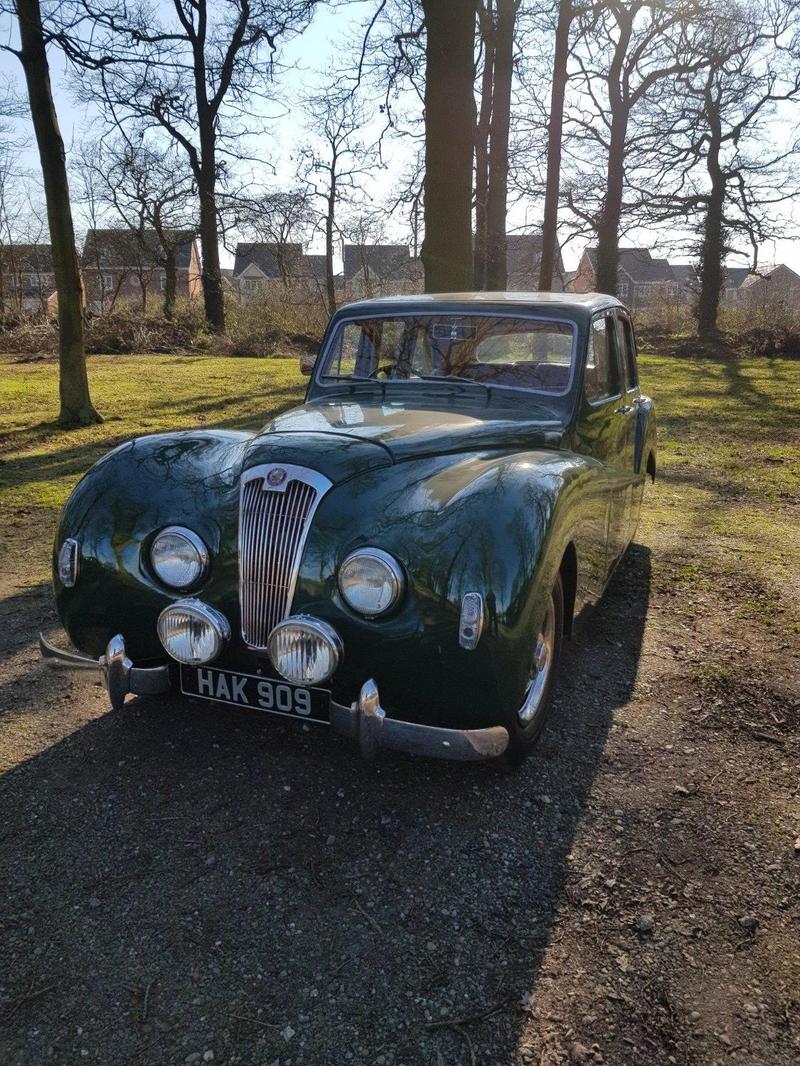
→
(39, 632, 509, 762)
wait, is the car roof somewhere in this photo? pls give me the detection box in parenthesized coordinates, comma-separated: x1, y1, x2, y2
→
(332, 291, 623, 321)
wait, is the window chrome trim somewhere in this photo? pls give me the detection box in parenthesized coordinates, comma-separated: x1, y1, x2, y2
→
(313, 309, 579, 399)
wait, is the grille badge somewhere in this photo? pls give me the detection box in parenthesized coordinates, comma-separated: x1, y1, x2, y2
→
(267, 467, 287, 487)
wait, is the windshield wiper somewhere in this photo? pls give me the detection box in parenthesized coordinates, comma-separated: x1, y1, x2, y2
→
(414, 374, 490, 392)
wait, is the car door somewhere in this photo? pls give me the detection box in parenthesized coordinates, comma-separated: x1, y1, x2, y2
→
(574, 311, 633, 581)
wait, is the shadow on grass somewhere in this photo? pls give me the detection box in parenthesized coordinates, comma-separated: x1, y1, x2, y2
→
(0, 547, 650, 1064)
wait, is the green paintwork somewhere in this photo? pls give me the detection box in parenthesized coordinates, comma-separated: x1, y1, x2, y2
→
(53, 294, 656, 730)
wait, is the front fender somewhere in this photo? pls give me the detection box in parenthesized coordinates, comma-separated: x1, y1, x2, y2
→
(54, 430, 252, 660)
(287, 448, 604, 728)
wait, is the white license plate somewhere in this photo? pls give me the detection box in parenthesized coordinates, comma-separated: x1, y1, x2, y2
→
(180, 665, 330, 724)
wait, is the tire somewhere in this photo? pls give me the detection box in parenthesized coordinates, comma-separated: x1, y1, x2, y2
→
(499, 571, 564, 769)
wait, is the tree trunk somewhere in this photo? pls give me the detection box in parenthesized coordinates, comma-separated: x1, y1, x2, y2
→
(163, 249, 177, 318)
(16, 0, 100, 426)
(473, 0, 494, 289)
(594, 114, 626, 295)
(484, 0, 514, 291)
(197, 150, 224, 332)
(325, 163, 337, 316)
(421, 0, 477, 293)
(697, 140, 726, 339)
(539, 0, 571, 291)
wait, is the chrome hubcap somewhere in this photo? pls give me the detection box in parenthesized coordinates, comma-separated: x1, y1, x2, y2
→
(517, 592, 555, 725)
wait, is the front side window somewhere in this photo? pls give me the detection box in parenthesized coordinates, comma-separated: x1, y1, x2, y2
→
(585, 315, 621, 403)
(318, 314, 576, 395)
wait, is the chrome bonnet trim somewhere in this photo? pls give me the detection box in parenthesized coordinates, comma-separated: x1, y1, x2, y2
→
(238, 463, 333, 651)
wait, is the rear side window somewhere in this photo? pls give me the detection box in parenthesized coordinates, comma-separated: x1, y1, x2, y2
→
(617, 313, 638, 389)
(585, 315, 621, 403)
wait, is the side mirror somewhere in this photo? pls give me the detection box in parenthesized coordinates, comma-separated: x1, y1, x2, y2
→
(300, 351, 316, 376)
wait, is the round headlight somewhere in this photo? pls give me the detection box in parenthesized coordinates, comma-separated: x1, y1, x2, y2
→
(157, 599, 230, 665)
(338, 548, 405, 617)
(150, 526, 209, 589)
(267, 616, 342, 686)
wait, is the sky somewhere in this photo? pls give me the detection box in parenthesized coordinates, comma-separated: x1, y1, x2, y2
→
(1, 1, 798, 275)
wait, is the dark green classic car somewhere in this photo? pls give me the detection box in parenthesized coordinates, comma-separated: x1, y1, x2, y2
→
(42, 293, 655, 765)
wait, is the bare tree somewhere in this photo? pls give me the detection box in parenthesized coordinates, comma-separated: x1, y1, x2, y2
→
(421, 0, 477, 292)
(75, 136, 198, 317)
(564, 0, 705, 295)
(645, 1, 800, 337)
(70, 0, 317, 332)
(299, 85, 380, 314)
(5, 0, 100, 426)
(230, 188, 314, 296)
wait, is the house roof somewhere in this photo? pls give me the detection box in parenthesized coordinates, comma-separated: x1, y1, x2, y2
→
(0, 243, 54, 273)
(343, 244, 411, 280)
(298, 254, 329, 283)
(233, 242, 304, 278)
(82, 228, 196, 269)
(584, 247, 674, 284)
(739, 264, 800, 291)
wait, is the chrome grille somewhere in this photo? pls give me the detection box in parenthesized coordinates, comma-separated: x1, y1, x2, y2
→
(239, 464, 331, 649)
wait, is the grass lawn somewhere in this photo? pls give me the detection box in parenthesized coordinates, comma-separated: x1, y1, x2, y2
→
(0, 353, 306, 512)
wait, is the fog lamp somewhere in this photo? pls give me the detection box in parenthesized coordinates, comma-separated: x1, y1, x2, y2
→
(267, 616, 343, 686)
(157, 599, 230, 665)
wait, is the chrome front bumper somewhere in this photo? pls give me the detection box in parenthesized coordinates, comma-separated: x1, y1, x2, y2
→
(39, 633, 509, 762)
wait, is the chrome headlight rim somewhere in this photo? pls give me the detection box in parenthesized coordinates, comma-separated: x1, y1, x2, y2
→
(337, 547, 406, 618)
(157, 598, 230, 665)
(150, 525, 210, 590)
(267, 614, 343, 686)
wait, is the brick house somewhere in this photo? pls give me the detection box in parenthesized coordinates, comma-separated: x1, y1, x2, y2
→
(232, 242, 306, 297)
(737, 264, 800, 310)
(505, 234, 566, 290)
(343, 244, 423, 300)
(570, 247, 678, 305)
(0, 243, 56, 313)
(82, 228, 201, 311)
(670, 263, 752, 305)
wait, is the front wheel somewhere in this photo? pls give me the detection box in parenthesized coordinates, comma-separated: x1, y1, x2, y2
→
(499, 572, 564, 769)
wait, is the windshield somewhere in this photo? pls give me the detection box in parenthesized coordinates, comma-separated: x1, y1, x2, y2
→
(318, 314, 576, 395)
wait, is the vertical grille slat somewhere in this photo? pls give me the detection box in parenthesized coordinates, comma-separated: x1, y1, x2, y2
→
(239, 465, 331, 649)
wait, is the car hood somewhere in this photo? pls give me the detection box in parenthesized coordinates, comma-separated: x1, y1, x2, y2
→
(242, 397, 565, 485)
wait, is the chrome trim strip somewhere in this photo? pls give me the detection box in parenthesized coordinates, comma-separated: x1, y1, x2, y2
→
(238, 464, 332, 650)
